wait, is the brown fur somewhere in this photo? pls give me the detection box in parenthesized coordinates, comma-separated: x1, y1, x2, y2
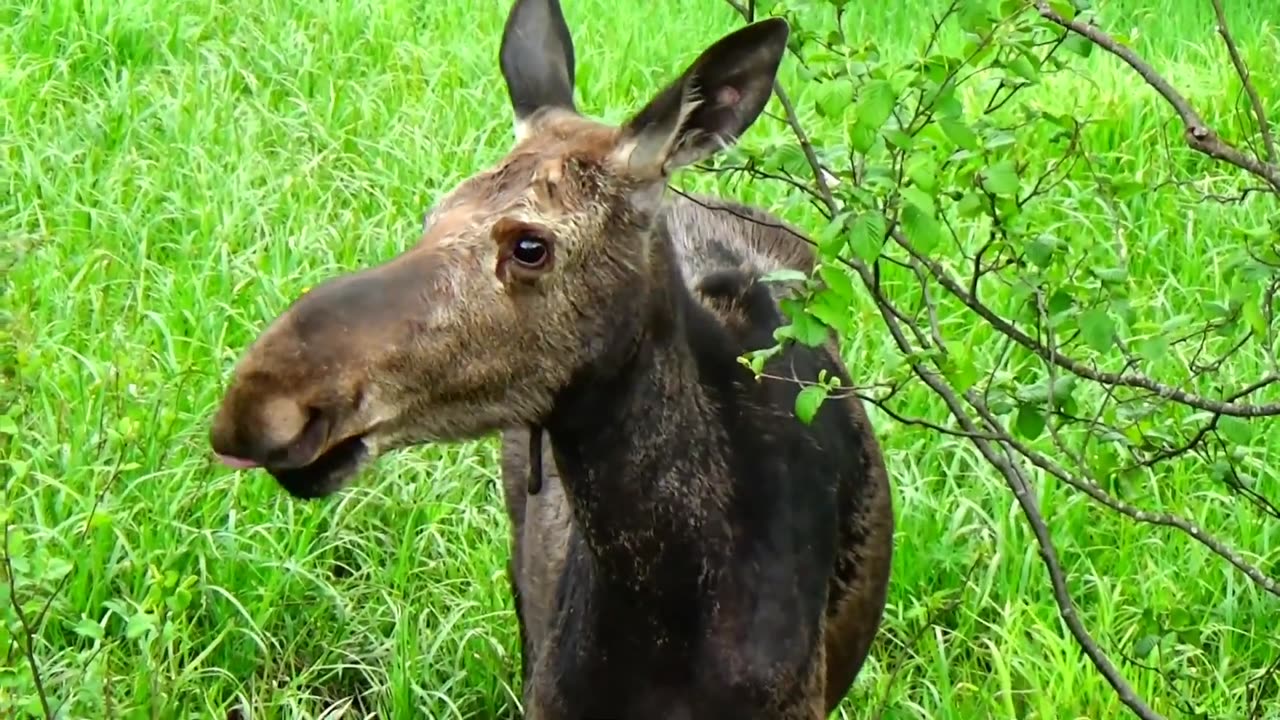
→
(499, 193, 894, 716)
(209, 3, 893, 717)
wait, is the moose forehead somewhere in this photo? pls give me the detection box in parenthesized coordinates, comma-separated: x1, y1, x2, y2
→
(419, 112, 624, 243)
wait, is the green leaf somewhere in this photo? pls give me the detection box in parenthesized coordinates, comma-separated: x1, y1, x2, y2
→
(166, 587, 193, 614)
(1080, 308, 1116, 352)
(73, 617, 105, 641)
(1026, 236, 1057, 269)
(1133, 634, 1159, 659)
(902, 204, 943, 254)
(983, 128, 1018, 151)
(1110, 178, 1144, 200)
(1014, 404, 1045, 440)
(956, 191, 985, 218)
(1049, 0, 1077, 19)
(906, 153, 939, 194)
(882, 128, 914, 151)
(1138, 336, 1167, 363)
(816, 212, 853, 257)
(0, 415, 17, 436)
(1091, 266, 1129, 284)
(849, 120, 878, 154)
(6, 459, 29, 482)
(760, 268, 808, 284)
(813, 78, 853, 119)
(931, 88, 964, 119)
(981, 160, 1021, 196)
(1047, 289, 1073, 316)
(1063, 32, 1094, 57)
(1205, 301, 1233, 319)
(856, 79, 898, 132)
(849, 211, 887, 263)
(900, 186, 935, 217)
(808, 291, 852, 336)
(958, 2, 995, 35)
(988, 395, 1016, 415)
(792, 311, 830, 347)
(744, 346, 780, 375)
(1160, 314, 1195, 333)
(940, 117, 979, 150)
(1006, 54, 1039, 83)
(1242, 298, 1268, 337)
(818, 264, 855, 301)
(769, 142, 811, 178)
(125, 611, 156, 641)
(943, 351, 979, 394)
(1016, 376, 1078, 407)
(795, 384, 829, 425)
(1218, 416, 1253, 445)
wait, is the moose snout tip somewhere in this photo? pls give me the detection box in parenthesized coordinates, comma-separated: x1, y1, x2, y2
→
(208, 387, 328, 471)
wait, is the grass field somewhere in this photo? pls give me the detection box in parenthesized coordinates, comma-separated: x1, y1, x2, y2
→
(4, 0, 1280, 717)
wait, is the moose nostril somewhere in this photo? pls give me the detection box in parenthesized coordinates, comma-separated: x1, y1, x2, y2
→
(266, 406, 331, 469)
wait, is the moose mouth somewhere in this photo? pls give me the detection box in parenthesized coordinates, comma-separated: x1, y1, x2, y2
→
(218, 434, 370, 500)
(268, 434, 370, 499)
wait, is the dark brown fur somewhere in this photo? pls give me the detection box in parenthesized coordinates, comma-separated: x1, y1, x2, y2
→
(208, 2, 892, 717)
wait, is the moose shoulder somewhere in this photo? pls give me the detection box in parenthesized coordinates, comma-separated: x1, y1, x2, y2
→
(209, 0, 894, 717)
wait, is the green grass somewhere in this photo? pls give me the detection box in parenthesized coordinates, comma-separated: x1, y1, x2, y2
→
(3, 0, 1280, 718)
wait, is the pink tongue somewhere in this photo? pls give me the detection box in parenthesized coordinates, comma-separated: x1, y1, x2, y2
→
(217, 454, 261, 469)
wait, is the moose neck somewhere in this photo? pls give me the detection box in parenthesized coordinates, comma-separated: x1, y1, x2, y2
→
(543, 226, 733, 591)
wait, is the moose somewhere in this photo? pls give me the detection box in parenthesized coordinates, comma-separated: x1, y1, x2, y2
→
(209, 0, 894, 716)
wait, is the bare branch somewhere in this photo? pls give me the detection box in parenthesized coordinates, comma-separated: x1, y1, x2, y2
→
(1035, 1, 1280, 193)
(966, 395, 1280, 598)
(2, 522, 53, 720)
(860, 274, 1167, 720)
(890, 227, 1280, 417)
(722, 0, 839, 215)
(1208, 0, 1277, 165)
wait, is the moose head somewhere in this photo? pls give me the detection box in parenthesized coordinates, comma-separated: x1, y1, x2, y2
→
(208, 0, 790, 498)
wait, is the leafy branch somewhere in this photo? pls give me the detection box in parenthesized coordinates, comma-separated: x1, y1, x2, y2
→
(713, 0, 1280, 717)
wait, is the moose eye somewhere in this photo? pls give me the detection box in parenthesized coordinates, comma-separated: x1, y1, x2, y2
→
(512, 235, 550, 268)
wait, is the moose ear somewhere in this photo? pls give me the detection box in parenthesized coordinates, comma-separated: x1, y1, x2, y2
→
(499, 0, 578, 137)
(614, 18, 789, 179)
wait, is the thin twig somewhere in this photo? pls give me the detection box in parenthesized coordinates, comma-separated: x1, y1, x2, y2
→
(1035, 1, 1280, 193)
(859, 275, 1166, 720)
(723, 0, 840, 215)
(2, 523, 54, 720)
(966, 395, 1280, 599)
(870, 554, 986, 720)
(890, 227, 1280, 417)
(1208, 0, 1277, 165)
